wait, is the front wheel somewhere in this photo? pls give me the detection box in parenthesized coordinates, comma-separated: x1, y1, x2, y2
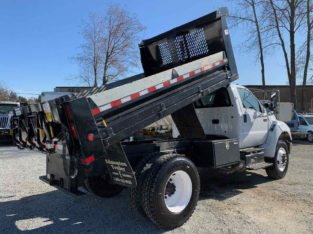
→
(307, 132, 313, 143)
(265, 140, 289, 179)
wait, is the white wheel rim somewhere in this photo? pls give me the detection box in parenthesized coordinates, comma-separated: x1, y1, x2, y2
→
(308, 134, 313, 142)
(277, 147, 287, 172)
(164, 170, 192, 214)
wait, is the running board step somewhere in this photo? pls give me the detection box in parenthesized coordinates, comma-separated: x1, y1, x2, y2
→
(246, 162, 273, 170)
(240, 147, 264, 154)
(241, 147, 267, 170)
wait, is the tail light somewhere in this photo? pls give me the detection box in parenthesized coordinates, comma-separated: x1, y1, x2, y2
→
(64, 104, 78, 140)
(64, 104, 72, 120)
(70, 123, 78, 139)
(297, 122, 300, 128)
(88, 133, 94, 141)
(81, 155, 95, 165)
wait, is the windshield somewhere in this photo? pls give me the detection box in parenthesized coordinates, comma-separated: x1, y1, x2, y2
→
(304, 116, 313, 125)
(0, 104, 18, 114)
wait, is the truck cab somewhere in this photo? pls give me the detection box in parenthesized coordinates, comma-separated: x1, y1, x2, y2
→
(187, 84, 291, 156)
(0, 101, 19, 141)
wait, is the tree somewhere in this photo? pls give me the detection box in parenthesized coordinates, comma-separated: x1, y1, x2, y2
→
(75, 13, 104, 87)
(0, 84, 10, 101)
(75, 4, 144, 86)
(230, 0, 267, 91)
(0, 84, 30, 103)
(300, 0, 312, 111)
(100, 5, 144, 85)
(267, 0, 306, 109)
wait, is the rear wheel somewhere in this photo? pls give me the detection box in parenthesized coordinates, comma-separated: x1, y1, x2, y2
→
(266, 140, 289, 179)
(85, 176, 123, 198)
(142, 155, 200, 229)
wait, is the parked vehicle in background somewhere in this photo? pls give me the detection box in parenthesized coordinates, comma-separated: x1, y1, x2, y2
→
(0, 101, 19, 142)
(287, 111, 313, 142)
(298, 114, 313, 142)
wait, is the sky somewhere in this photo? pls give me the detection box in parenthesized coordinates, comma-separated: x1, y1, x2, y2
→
(0, 0, 289, 98)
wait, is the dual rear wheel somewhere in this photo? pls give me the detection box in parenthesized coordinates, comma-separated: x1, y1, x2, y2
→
(84, 154, 200, 229)
(130, 154, 200, 229)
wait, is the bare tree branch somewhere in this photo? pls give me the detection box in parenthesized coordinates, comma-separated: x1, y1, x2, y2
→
(73, 4, 145, 86)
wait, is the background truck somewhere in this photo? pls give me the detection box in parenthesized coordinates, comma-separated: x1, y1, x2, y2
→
(12, 8, 292, 229)
(0, 101, 19, 142)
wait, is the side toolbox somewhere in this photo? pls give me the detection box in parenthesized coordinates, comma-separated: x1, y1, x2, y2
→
(190, 139, 240, 168)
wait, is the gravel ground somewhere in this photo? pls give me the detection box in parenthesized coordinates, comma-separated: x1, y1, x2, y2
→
(0, 141, 313, 234)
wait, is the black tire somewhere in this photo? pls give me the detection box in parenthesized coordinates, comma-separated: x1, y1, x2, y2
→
(85, 176, 123, 198)
(266, 140, 289, 179)
(129, 153, 159, 216)
(142, 155, 200, 229)
(307, 132, 313, 143)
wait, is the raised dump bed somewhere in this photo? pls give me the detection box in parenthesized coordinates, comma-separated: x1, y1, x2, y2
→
(12, 7, 253, 229)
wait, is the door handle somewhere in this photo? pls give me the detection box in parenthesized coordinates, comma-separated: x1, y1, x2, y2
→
(212, 119, 219, 124)
(263, 118, 268, 122)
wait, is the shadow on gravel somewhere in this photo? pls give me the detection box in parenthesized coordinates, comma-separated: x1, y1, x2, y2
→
(0, 189, 164, 234)
(0, 170, 272, 233)
(199, 169, 271, 201)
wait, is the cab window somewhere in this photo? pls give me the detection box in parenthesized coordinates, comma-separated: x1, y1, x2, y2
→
(237, 88, 261, 112)
(299, 117, 308, 126)
(194, 88, 231, 108)
(305, 116, 313, 125)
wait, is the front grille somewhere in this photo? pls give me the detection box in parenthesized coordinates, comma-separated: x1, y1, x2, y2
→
(0, 116, 9, 128)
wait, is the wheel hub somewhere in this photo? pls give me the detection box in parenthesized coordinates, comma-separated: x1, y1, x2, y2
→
(165, 181, 176, 198)
(163, 170, 192, 214)
(277, 147, 287, 172)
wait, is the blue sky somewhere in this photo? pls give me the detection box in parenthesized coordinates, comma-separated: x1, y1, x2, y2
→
(0, 0, 288, 98)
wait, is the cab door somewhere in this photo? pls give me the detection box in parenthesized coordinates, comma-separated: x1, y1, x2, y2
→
(237, 87, 270, 148)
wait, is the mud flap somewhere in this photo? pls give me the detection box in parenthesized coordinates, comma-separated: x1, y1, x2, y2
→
(104, 143, 137, 188)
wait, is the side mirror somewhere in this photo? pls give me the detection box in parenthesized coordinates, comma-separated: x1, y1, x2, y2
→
(270, 90, 278, 110)
(263, 103, 269, 109)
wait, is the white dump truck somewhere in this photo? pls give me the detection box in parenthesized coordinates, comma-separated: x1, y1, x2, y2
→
(12, 8, 291, 229)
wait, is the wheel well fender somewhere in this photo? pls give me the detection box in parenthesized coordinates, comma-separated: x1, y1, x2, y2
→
(262, 122, 292, 158)
(278, 132, 291, 153)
